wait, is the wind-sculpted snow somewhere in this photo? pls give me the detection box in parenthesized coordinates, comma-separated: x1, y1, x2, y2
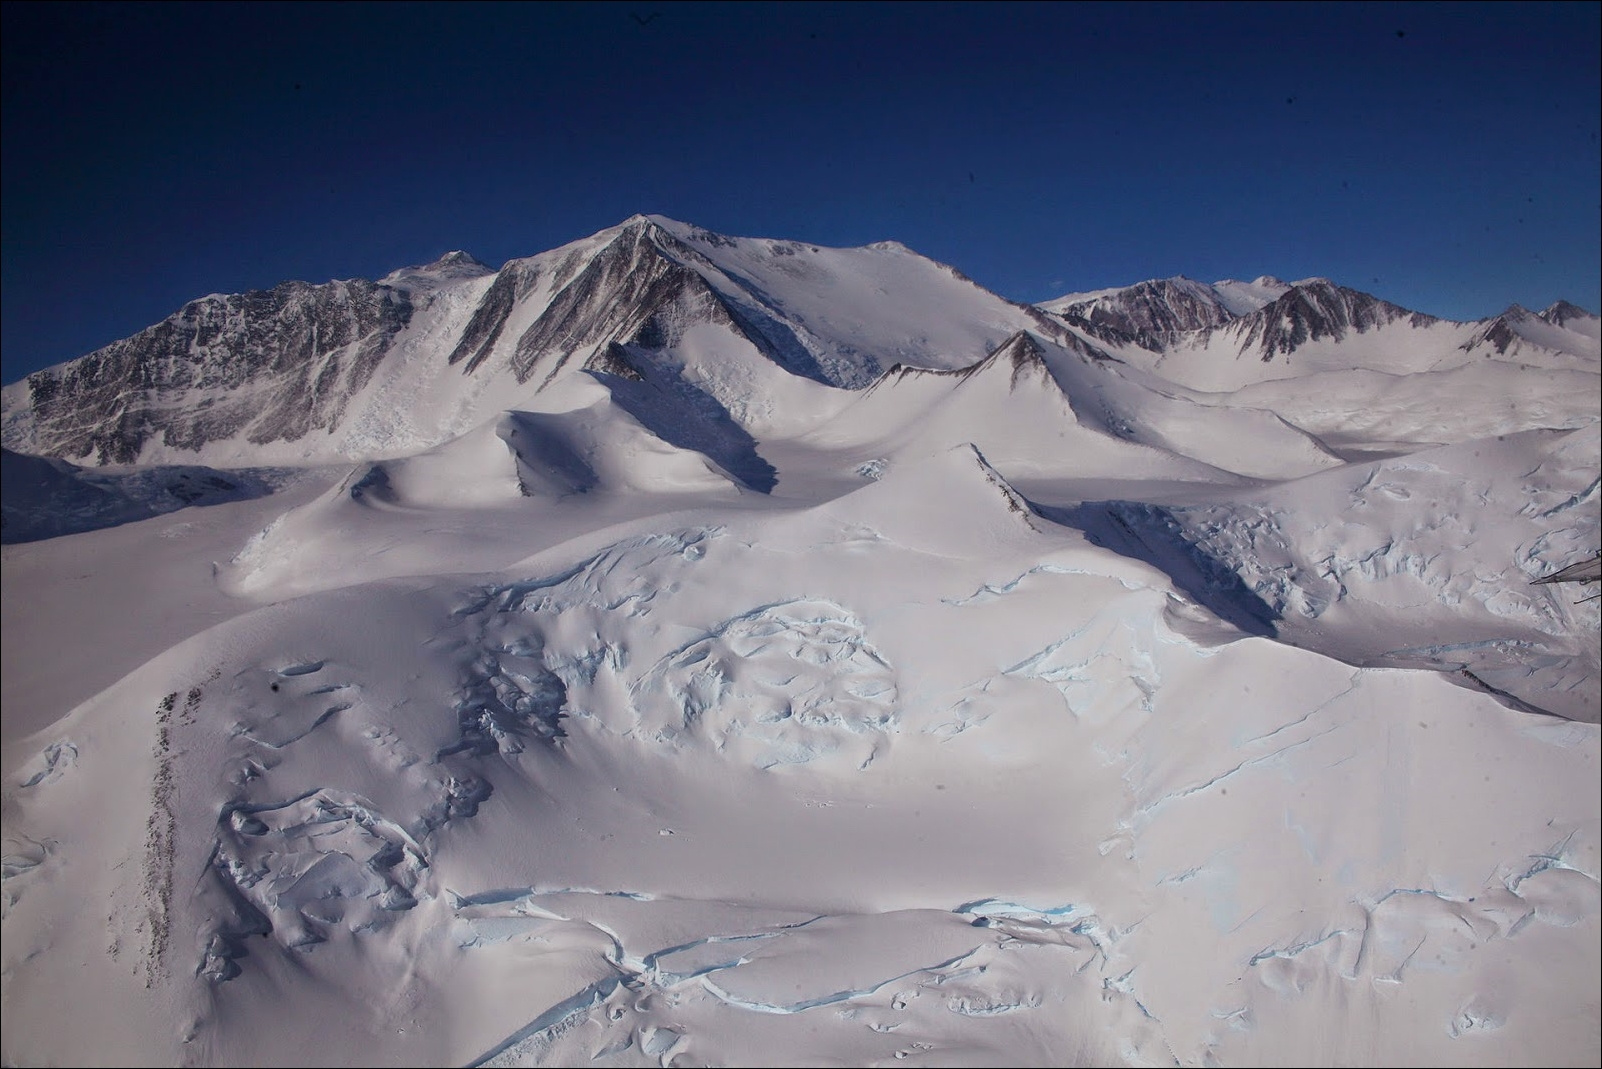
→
(1051, 427, 1601, 720)
(589, 348, 780, 492)
(2, 217, 1600, 1068)
(630, 599, 898, 767)
(451, 530, 898, 767)
(203, 789, 430, 967)
(459, 526, 722, 618)
(4, 479, 1599, 1065)
(460, 892, 1176, 1068)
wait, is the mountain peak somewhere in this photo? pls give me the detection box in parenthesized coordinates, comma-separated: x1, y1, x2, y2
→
(1459, 299, 1600, 357)
(433, 250, 486, 269)
(1540, 300, 1592, 326)
(1044, 276, 1237, 339)
(633, 215, 741, 250)
(1227, 279, 1420, 358)
(382, 250, 494, 290)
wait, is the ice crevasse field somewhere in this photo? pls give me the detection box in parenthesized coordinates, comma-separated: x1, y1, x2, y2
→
(1, 216, 1598, 1067)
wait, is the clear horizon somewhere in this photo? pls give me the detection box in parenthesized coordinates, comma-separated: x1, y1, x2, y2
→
(3, 0, 1598, 384)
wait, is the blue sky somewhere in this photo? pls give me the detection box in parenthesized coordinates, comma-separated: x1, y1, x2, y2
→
(3, 1, 1598, 383)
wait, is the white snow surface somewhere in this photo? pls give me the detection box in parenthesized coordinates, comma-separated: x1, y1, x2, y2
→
(3, 218, 1599, 1068)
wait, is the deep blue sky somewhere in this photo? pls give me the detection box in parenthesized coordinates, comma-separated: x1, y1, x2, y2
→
(3, 1, 1598, 384)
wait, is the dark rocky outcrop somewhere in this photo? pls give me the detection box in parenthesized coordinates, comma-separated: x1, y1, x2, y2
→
(1225, 280, 1433, 359)
(17, 279, 414, 463)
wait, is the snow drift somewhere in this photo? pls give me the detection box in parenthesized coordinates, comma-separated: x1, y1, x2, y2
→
(2, 217, 1597, 1068)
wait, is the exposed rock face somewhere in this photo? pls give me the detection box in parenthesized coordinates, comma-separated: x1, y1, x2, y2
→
(1224, 280, 1433, 358)
(1543, 300, 1590, 328)
(3, 216, 1595, 469)
(443, 219, 840, 396)
(16, 279, 414, 464)
(1053, 276, 1448, 363)
(1052, 277, 1238, 342)
(510, 225, 715, 388)
(1462, 304, 1535, 355)
(1459, 301, 1596, 356)
(1, 218, 862, 466)
(446, 266, 526, 374)
(868, 330, 1057, 394)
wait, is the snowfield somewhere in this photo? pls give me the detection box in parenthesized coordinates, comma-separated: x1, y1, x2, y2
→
(3, 218, 1598, 1067)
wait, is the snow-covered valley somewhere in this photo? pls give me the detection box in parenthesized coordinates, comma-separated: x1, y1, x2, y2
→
(2, 217, 1597, 1067)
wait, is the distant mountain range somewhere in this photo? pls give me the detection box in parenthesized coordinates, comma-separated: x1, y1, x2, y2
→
(4, 216, 1595, 471)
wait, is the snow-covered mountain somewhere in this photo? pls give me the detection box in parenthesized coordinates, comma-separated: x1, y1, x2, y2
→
(2, 216, 1059, 468)
(7, 219, 1594, 473)
(1040, 273, 1598, 397)
(1041, 274, 1291, 336)
(3, 217, 1598, 1068)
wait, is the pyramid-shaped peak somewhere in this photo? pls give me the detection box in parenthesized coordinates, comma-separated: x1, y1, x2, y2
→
(1046, 277, 1238, 336)
(432, 250, 486, 269)
(614, 213, 691, 232)
(984, 330, 1049, 373)
(971, 330, 1058, 389)
(588, 214, 683, 245)
(825, 441, 1042, 550)
(991, 329, 1045, 356)
(1231, 278, 1423, 358)
(635, 215, 740, 248)
(636, 213, 699, 229)
(1540, 300, 1592, 325)
(381, 249, 494, 289)
(609, 213, 667, 238)
(866, 332, 1049, 393)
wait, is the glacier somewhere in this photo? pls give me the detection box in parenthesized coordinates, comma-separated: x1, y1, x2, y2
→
(2, 217, 1597, 1067)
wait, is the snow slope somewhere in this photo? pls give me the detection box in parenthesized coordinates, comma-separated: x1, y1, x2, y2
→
(2, 218, 1598, 1068)
(1, 217, 1058, 469)
(0, 446, 298, 544)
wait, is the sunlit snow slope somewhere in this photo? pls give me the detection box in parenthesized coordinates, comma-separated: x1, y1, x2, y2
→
(3, 218, 1598, 1069)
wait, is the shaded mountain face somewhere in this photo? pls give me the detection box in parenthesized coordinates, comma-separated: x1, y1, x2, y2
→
(1044, 275, 1432, 357)
(1037, 273, 1598, 396)
(1222, 279, 1434, 357)
(1045, 276, 1250, 342)
(1461, 300, 1602, 355)
(0, 447, 283, 544)
(1, 217, 1054, 466)
(1042, 274, 1602, 365)
(11, 279, 416, 464)
(2, 216, 1596, 470)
